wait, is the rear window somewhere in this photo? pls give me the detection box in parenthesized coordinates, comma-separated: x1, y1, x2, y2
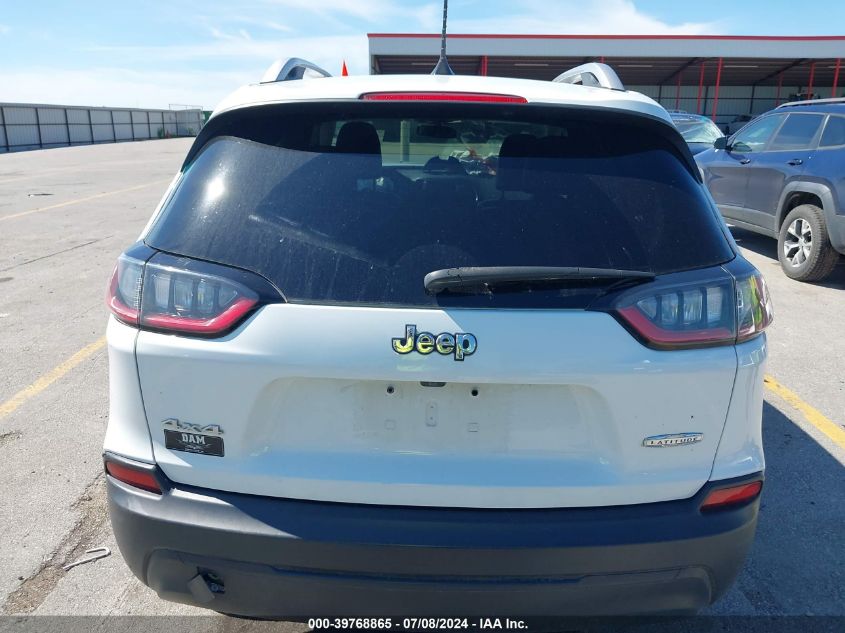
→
(147, 103, 733, 308)
(672, 117, 723, 144)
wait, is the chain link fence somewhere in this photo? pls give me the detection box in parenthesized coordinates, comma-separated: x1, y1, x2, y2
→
(0, 103, 204, 153)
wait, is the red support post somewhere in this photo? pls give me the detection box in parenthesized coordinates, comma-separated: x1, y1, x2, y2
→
(696, 62, 706, 114)
(776, 71, 783, 106)
(831, 58, 840, 97)
(711, 57, 723, 123)
(480, 55, 488, 76)
(675, 70, 682, 110)
(807, 61, 816, 98)
(600, 56, 605, 63)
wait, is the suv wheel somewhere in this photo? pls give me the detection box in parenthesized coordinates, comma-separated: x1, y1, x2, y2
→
(778, 204, 840, 282)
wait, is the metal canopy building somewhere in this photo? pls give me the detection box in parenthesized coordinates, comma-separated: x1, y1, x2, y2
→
(368, 34, 845, 127)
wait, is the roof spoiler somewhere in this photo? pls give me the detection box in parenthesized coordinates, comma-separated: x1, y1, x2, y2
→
(553, 63, 625, 91)
(261, 57, 332, 83)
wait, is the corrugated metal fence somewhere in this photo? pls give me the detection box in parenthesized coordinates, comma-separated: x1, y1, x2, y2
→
(628, 84, 819, 127)
(0, 103, 204, 153)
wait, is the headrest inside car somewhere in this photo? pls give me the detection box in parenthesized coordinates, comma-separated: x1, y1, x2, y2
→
(336, 121, 382, 159)
(496, 133, 538, 192)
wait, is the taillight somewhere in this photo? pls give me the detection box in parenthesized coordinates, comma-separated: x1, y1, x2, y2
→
(105, 461, 162, 494)
(736, 273, 774, 342)
(701, 480, 762, 512)
(615, 274, 736, 349)
(107, 250, 277, 337)
(107, 255, 144, 326)
(360, 92, 528, 103)
(614, 270, 772, 350)
(139, 262, 258, 335)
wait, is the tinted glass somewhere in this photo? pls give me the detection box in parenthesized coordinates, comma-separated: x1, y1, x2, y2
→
(673, 117, 723, 144)
(768, 113, 824, 150)
(820, 115, 845, 147)
(147, 104, 732, 308)
(731, 114, 785, 152)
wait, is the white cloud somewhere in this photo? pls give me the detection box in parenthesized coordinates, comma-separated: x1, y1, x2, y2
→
(84, 32, 369, 73)
(260, 0, 439, 24)
(208, 25, 248, 41)
(4, 32, 370, 109)
(206, 26, 253, 41)
(0, 67, 254, 111)
(448, 0, 718, 35)
(0, 24, 10, 35)
(251, 0, 716, 34)
(234, 17, 292, 33)
(3, 1, 720, 109)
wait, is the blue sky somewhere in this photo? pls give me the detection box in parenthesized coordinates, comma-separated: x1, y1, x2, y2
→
(1, 0, 843, 109)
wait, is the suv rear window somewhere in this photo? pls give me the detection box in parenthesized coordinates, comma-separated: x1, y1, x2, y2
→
(146, 103, 733, 308)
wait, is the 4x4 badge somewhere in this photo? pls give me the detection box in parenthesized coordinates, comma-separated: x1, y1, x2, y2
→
(392, 324, 477, 361)
(162, 418, 225, 457)
(162, 419, 223, 436)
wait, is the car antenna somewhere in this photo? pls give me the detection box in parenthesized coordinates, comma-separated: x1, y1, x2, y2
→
(431, 0, 454, 75)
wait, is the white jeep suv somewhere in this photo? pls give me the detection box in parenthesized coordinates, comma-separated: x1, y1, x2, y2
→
(103, 60, 772, 617)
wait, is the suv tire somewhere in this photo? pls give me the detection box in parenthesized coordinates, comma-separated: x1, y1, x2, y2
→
(778, 204, 840, 282)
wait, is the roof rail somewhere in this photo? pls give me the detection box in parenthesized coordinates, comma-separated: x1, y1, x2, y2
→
(260, 57, 332, 83)
(777, 97, 845, 108)
(553, 63, 625, 91)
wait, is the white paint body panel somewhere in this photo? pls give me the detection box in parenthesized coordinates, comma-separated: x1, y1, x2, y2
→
(104, 317, 154, 463)
(106, 75, 767, 508)
(710, 336, 767, 480)
(129, 304, 762, 508)
(210, 74, 670, 124)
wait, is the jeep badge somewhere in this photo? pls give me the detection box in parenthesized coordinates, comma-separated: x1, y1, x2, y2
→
(392, 324, 477, 361)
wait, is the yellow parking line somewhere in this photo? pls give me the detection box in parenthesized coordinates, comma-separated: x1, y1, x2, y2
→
(0, 179, 170, 222)
(0, 337, 106, 420)
(764, 374, 845, 450)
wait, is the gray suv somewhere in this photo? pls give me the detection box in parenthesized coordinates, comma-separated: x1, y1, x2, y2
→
(696, 99, 845, 281)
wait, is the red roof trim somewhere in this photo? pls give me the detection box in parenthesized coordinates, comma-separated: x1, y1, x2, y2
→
(368, 33, 845, 42)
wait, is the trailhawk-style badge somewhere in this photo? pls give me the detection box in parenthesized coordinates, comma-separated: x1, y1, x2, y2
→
(162, 418, 225, 457)
(642, 433, 703, 447)
(392, 324, 477, 361)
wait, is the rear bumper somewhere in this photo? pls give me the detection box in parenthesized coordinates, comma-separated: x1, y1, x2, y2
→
(106, 454, 761, 617)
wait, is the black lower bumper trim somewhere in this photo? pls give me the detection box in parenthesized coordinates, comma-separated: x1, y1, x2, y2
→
(105, 453, 761, 617)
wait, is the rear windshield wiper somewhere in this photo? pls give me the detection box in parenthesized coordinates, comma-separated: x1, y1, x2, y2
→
(424, 266, 655, 294)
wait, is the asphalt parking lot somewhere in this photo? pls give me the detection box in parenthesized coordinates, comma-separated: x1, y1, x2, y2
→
(0, 139, 843, 628)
